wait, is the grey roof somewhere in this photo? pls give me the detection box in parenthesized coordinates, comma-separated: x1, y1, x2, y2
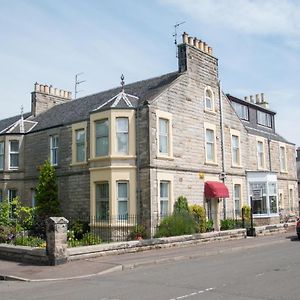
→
(245, 126, 291, 144)
(30, 71, 180, 132)
(0, 112, 31, 134)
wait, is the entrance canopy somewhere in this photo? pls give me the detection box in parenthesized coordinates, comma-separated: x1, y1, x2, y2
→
(204, 181, 229, 198)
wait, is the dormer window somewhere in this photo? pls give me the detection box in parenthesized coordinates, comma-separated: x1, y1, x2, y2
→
(232, 102, 249, 120)
(204, 87, 214, 111)
(257, 111, 271, 127)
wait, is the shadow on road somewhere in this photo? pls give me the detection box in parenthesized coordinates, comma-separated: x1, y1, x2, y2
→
(286, 235, 299, 242)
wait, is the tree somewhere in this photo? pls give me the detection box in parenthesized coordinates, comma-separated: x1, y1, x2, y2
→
(35, 160, 60, 235)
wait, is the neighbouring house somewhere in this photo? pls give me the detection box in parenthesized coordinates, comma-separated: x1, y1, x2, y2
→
(0, 32, 298, 235)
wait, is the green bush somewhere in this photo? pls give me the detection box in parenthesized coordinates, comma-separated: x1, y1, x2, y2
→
(242, 205, 251, 222)
(69, 220, 90, 240)
(174, 196, 189, 214)
(220, 219, 236, 231)
(189, 204, 207, 233)
(0, 225, 15, 243)
(154, 212, 197, 238)
(13, 236, 45, 248)
(68, 231, 101, 247)
(129, 225, 147, 240)
(206, 219, 214, 232)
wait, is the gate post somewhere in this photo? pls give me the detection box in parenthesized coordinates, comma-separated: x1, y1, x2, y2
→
(46, 217, 69, 266)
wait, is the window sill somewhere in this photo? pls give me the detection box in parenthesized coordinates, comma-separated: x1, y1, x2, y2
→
(280, 170, 288, 174)
(70, 162, 88, 167)
(231, 164, 243, 169)
(204, 109, 217, 115)
(205, 161, 219, 166)
(156, 154, 174, 161)
(89, 155, 137, 162)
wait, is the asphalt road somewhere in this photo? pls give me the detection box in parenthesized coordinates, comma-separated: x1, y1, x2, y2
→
(1, 234, 299, 300)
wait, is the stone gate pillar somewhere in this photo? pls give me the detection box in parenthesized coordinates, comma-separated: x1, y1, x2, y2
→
(46, 217, 69, 266)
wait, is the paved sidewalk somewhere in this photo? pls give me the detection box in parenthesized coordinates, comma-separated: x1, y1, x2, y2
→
(0, 231, 296, 282)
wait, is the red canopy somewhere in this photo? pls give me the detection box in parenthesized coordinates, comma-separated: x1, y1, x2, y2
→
(204, 181, 229, 198)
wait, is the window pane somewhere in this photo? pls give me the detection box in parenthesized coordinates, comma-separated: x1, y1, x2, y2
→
(96, 120, 109, 156)
(96, 183, 109, 220)
(10, 141, 19, 152)
(206, 129, 214, 143)
(0, 142, 4, 170)
(76, 129, 85, 162)
(117, 133, 128, 153)
(159, 119, 168, 135)
(116, 118, 128, 132)
(118, 182, 128, 198)
(160, 181, 169, 217)
(159, 136, 168, 154)
(10, 154, 19, 168)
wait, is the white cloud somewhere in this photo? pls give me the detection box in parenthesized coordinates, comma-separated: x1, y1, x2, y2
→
(161, 0, 300, 41)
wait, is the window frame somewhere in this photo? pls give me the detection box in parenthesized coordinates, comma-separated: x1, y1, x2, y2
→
(0, 141, 4, 171)
(279, 145, 287, 172)
(95, 119, 109, 157)
(156, 110, 173, 159)
(231, 131, 241, 167)
(257, 110, 272, 128)
(50, 135, 59, 166)
(160, 181, 170, 217)
(75, 128, 86, 163)
(233, 184, 241, 218)
(96, 182, 109, 221)
(204, 123, 217, 164)
(257, 140, 265, 169)
(159, 118, 169, 155)
(204, 87, 215, 112)
(9, 140, 19, 170)
(116, 117, 129, 154)
(232, 102, 249, 121)
(117, 181, 129, 220)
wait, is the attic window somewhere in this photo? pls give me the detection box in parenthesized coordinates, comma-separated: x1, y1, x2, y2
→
(257, 111, 271, 127)
(204, 87, 214, 111)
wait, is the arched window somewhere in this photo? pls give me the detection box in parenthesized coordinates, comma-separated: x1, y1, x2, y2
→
(204, 87, 214, 111)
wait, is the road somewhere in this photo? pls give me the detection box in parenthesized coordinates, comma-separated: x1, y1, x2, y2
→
(1, 233, 300, 300)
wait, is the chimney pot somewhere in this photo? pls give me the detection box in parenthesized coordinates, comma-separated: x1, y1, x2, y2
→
(40, 85, 45, 93)
(199, 40, 204, 51)
(244, 96, 248, 102)
(208, 46, 213, 55)
(250, 95, 254, 103)
(68, 91, 72, 99)
(59, 89, 64, 97)
(261, 92, 265, 102)
(49, 85, 54, 95)
(182, 32, 189, 44)
(255, 93, 260, 104)
(204, 42, 209, 53)
(34, 82, 40, 92)
(64, 90, 68, 98)
(44, 85, 49, 94)
(188, 36, 194, 45)
(193, 38, 199, 48)
(54, 88, 59, 96)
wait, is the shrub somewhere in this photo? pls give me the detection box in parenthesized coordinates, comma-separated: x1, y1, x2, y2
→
(35, 160, 60, 236)
(242, 205, 251, 222)
(154, 212, 197, 238)
(189, 204, 207, 233)
(81, 232, 101, 246)
(129, 225, 147, 240)
(220, 219, 236, 231)
(13, 236, 45, 248)
(0, 225, 15, 243)
(69, 220, 90, 240)
(174, 196, 189, 214)
(206, 219, 214, 232)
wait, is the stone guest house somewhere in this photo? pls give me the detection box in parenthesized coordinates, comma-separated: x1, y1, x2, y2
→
(0, 32, 297, 233)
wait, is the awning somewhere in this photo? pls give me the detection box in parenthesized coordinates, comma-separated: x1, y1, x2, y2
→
(204, 181, 229, 198)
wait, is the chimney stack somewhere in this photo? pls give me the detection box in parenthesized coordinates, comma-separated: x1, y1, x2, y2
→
(31, 82, 72, 117)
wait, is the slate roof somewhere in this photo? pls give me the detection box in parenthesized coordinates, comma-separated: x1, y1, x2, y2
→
(29, 71, 181, 132)
(0, 112, 31, 134)
(226, 94, 291, 144)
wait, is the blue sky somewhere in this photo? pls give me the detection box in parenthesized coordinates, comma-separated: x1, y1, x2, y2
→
(1, 0, 299, 146)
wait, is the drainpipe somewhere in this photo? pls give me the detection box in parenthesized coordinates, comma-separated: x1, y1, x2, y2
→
(136, 102, 142, 225)
(218, 80, 226, 219)
(268, 138, 272, 171)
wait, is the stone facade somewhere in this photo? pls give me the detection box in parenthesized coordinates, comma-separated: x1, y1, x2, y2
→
(0, 32, 298, 235)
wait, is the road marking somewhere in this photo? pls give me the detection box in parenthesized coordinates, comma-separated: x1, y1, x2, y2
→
(169, 287, 215, 300)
